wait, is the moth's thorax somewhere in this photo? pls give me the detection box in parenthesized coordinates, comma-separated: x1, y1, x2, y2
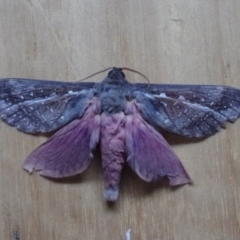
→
(99, 76, 130, 114)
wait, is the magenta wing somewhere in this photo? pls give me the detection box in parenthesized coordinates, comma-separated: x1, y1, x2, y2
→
(125, 102, 191, 185)
(24, 101, 100, 177)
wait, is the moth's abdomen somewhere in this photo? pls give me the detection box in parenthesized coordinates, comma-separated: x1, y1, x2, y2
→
(100, 112, 125, 201)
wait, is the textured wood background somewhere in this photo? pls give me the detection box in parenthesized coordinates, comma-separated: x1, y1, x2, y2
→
(0, 1, 240, 240)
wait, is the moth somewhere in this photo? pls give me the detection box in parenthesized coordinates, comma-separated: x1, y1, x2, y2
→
(0, 67, 240, 201)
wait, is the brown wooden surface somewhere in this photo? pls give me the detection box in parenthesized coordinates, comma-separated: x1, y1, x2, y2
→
(0, 1, 240, 239)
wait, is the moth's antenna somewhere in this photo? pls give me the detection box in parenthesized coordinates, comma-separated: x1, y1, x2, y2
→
(78, 67, 113, 82)
(121, 67, 150, 84)
(78, 67, 150, 84)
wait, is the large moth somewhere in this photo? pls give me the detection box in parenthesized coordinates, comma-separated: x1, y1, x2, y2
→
(0, 67, 240, 201)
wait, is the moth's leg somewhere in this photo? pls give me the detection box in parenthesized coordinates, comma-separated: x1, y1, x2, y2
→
(100, 112, 125, 201)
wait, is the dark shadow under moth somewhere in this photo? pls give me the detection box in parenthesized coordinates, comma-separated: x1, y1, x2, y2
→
(1, 67, 240, 201)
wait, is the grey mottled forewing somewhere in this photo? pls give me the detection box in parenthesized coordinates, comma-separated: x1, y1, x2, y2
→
(132, 84, 240, 138)
(0, 79, 96, 133)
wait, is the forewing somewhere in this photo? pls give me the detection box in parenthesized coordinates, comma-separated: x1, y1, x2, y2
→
(0, 78, 96, 133)
(132, 84, 240, 138)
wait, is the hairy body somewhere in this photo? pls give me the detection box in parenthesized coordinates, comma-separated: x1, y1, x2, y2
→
(1, 67, 240, 201)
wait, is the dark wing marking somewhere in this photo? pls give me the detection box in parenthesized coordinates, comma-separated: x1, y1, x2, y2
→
(132, 84, 240, 138)
(0, 78, 96, 133)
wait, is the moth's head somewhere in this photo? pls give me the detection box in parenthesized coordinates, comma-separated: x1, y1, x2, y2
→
(107, 67, 125, 79)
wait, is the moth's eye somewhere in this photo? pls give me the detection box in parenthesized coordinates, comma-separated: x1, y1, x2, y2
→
(120, 71, 125, 78)
(108, 70, 113, 76)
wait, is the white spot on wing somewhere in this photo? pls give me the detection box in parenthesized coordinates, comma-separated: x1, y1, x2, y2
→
(178, 95, 185, 101)
(153, 92, 168, 99)
(164, 119, 170, 124)
(159, 92, 167, 98)
(145, 93, 154, 99)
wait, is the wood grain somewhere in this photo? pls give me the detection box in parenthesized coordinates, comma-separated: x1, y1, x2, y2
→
(0, 0, 240, 239)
